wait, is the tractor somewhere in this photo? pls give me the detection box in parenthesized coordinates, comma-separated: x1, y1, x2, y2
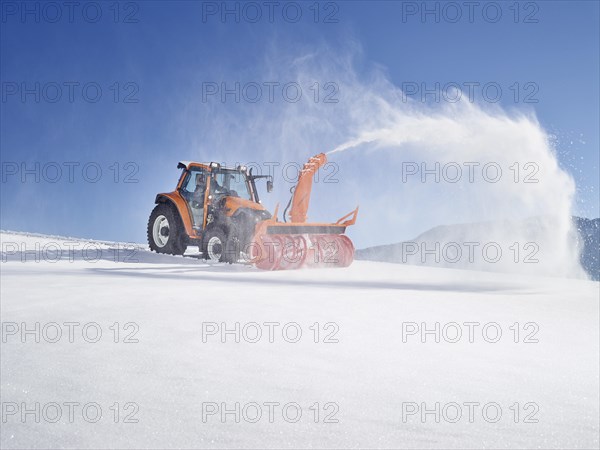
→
(147, 153, 358, 270)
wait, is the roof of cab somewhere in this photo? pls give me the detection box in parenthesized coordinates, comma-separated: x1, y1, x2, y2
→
(177, 161, 244, 171)
(177, 161, 210, 170)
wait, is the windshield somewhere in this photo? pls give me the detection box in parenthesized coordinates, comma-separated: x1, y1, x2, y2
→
(213, 170, 252, 201)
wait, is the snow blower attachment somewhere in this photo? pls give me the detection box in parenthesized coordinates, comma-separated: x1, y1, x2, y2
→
(250, 154, 358, 270)
(147, 153, 358, 270)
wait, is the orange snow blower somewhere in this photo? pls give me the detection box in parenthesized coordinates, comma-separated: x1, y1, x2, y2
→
(147, 153, 358, 270)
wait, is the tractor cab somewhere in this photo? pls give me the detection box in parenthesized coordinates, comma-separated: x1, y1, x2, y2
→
(176, 162, 271, 232)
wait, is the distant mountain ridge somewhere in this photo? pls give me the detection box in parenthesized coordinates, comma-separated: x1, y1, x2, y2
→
(573, 217, 600, 280)
(356, 217, 599, 280)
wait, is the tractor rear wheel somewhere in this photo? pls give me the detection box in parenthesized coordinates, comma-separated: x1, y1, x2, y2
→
(147, 203, 186, 255)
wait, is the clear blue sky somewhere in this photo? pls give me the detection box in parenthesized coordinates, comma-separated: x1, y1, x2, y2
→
(1, 1, 598, 246)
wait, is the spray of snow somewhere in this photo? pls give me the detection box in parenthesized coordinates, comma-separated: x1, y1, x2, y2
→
(324, 99, 583, 277)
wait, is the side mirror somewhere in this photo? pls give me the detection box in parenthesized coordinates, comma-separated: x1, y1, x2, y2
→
(267, 180, 273, 193)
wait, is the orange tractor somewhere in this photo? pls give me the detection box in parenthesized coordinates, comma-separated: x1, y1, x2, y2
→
(147, 153, 358, 270)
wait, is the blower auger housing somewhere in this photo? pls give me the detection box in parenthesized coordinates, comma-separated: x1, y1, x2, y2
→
(147, 153, 358, 270)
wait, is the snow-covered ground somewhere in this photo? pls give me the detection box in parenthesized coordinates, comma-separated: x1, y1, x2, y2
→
(1, 231, 598, 449)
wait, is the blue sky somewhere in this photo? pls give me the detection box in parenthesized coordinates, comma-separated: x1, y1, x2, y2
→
(1, 0, 598, 247)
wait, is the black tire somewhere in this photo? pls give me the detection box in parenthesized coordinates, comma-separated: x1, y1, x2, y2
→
(202, 227, 239, 263)
(147, 203, 187, 255)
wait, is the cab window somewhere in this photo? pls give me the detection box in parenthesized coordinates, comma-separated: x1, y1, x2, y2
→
(182, 169, 206, 193)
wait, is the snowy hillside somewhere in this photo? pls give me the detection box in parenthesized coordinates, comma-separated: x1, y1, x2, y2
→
(356, 216, 600, 280)
(1, 231, 598, 449)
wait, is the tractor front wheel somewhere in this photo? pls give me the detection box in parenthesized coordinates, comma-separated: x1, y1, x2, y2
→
(202, 227, 238, 263)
